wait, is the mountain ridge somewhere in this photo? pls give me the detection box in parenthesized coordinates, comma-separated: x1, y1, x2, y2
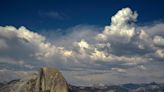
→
(0, 68, 164, 92)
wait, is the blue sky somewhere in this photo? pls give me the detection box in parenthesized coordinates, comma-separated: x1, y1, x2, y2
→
(0, 0, 164, 30)
(0, 0, 164, 86)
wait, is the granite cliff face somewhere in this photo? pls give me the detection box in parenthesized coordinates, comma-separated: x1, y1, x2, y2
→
(0, 67, 68, 92)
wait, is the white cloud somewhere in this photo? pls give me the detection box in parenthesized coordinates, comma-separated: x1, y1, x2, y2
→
(77, 39, 90, 49)
(153, 35, 164, 46)
(0, 7, 164, 85)
(155, 49, 164, 59)
(0, 26, 63, 70)
(97, 8, 137, 44)
(111, 68, 126, 73)
(138, 65, 146, 70)
(142, 23, 164, 36)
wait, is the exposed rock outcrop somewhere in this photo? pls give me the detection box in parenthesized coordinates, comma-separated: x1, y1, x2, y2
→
(0, 67, 68, 92)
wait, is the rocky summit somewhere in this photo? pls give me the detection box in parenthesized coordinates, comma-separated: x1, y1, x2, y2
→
(0, 67, 68, 92)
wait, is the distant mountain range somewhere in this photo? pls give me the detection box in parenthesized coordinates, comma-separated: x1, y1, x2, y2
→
(69, 82, 164, 92)
(1, 81, 164, 92)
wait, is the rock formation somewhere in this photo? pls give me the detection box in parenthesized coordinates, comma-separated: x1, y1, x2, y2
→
(0, 67, 68, 92)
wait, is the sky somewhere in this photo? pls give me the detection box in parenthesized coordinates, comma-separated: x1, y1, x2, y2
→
(1, 0, 164, 30)
(0, 0, 164, 86)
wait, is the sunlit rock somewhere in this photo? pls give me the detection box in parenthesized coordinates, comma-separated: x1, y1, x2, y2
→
(0, 67, 68, 92)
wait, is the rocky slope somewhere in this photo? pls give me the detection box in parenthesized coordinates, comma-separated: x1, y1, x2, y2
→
(0, 67, 68, 92)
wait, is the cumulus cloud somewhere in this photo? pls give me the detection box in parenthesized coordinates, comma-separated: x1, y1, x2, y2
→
(141, 23, 164, 36)
(97, 8, 137, 43)
(155, 49, 164, 59)
(0, 26, 72, 71)
(153, 35, 164, 46)
(0, 7, 164, 85)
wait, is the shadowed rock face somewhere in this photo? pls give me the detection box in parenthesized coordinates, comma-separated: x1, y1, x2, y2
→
(0, 67, 68, 92)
